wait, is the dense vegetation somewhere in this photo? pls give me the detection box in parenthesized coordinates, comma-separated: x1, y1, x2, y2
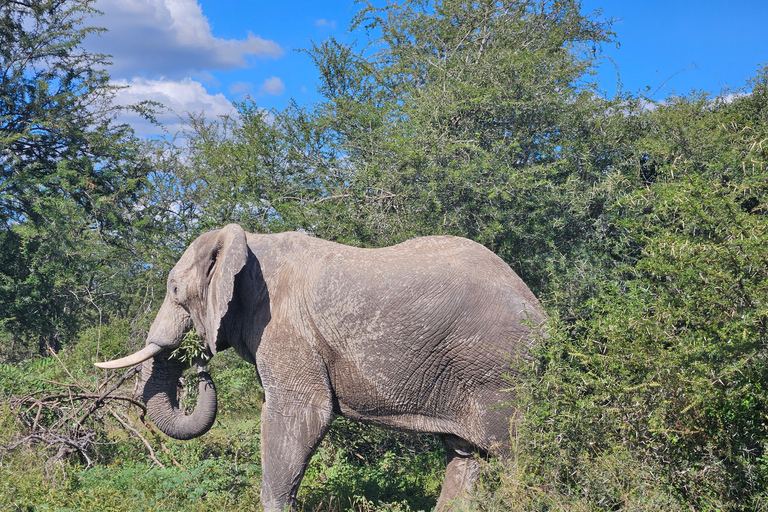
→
(2, 0, 767, 510)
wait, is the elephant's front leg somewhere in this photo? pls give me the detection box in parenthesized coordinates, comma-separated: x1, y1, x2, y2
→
(260, 390, 334, 512)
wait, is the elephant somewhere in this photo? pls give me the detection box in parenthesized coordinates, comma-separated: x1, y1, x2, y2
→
(96, 224, 545, 511)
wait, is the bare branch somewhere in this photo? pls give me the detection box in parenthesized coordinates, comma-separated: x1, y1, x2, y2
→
(107, 406, 164, 469)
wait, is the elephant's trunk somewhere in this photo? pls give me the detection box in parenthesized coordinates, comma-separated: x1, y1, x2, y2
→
(141, 355, 218, 440)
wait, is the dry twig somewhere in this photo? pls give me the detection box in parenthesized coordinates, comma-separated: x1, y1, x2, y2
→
(2, 363, 156, 469)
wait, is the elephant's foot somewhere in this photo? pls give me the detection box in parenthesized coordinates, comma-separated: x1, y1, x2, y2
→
(435, 436, 480, 511)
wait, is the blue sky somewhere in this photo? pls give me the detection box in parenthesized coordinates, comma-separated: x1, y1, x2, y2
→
(86, 0, 768, 135)
(582, 1, 768, 99)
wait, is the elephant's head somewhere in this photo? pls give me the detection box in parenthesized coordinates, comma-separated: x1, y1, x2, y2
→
(95, 224, 253, 440)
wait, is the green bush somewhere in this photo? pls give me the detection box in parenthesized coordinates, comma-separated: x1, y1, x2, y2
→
(502, 78, 768, 511)
(300, 419, 444, 511)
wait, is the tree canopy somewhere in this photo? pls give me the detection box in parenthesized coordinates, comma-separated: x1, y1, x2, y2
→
(0, 0, 150, 356)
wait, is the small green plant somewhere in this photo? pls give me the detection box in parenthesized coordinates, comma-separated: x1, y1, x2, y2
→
(170, 329, 209, 365)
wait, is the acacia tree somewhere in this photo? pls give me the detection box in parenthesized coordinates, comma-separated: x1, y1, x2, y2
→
(504, 72, 768, 511)
(0, 0, 150, 357)
(302, 0, 616, 296)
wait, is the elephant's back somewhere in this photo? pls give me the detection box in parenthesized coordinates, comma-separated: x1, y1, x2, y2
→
(250, 231, 545, 342)
(316, 234, 543, 332)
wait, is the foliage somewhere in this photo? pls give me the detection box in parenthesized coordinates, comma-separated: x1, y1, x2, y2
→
(0, 453, 264, 512)
(506, 70, 768, 511)
(170, 329, 209, 366)
(305, 1, 614, 259)
(300, 419, 445, 511)
(1, 331, 440, 511)
(140, 102, 347, 247)
(0, 0, 153, 357)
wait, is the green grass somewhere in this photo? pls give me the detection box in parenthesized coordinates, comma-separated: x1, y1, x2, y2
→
(0, 417, 444, 512)
(0, 339, 446, 512)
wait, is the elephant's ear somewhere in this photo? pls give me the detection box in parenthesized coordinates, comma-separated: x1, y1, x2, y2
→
(204, 224, 248, 355)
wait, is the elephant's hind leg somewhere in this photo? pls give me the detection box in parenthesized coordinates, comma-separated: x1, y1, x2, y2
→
(435, 435, 480, 511)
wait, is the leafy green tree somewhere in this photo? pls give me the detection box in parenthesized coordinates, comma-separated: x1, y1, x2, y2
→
(143, 101, 346, 247)
(515, 71, 768, 511)
(0, 0, 150, 357)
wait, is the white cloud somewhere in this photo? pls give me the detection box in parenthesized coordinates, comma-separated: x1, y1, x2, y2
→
(259, 76, 285, 96)
(111, 77, 236, 135)
(89, 0, 284, 79)
(229, 81, 254, 98)
(315, 18, 337, 30)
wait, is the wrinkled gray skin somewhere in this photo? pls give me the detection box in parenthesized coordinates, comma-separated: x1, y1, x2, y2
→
(110, 224, 545, 511)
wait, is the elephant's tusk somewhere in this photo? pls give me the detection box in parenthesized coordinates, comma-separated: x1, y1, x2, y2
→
(94, 343, 164, 369)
